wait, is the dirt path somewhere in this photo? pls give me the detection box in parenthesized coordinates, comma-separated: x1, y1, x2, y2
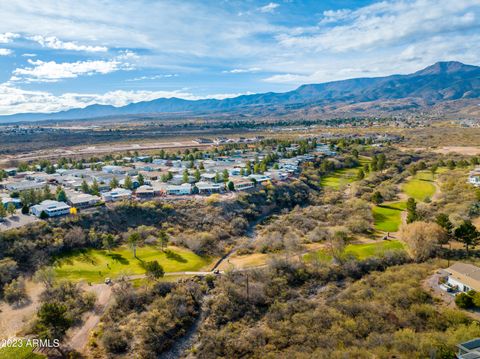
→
(66, 283, 112, 352)
(0, 279, 43, 340)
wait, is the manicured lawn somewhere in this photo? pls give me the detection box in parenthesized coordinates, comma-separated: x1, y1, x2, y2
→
(372, 201, 406, 232)
(54, 245, 212, 283)
(403, 170, 436, 202)
(305, 240, 405, 262)
(0, 341, 45, 359)
(344, 240, 405, 259)
(321, 157, 370, 189)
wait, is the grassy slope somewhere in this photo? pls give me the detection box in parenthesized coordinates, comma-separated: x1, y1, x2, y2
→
(54, 245, 212, 283)
(321, 157, 370, 189)
(305, 240, 405, 262)
(0, 342, 44, 359)
(372, 202, 406, 232)
(403, 170, 436, 202)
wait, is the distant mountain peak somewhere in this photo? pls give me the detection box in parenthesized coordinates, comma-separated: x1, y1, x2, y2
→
(414, 61, 478, 75)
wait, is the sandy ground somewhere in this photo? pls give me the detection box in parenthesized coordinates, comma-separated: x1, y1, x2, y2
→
(473, 217, 480, 231)
(0, 279, 43, 340)
(398, 146, 480, 155)
(0, 212, 39, 232)
(66, 283, 112, 353)
(0, 140, 212, 166)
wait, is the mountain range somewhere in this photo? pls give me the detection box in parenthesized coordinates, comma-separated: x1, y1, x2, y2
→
(2, 61, 480, 123)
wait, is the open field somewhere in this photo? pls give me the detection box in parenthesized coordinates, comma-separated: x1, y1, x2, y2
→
(54, 245, 213, 283)
(321, 157, 370, 189)
(305, 240, 405, 262)
(373, 202, 406, 232)
(403, 171, 436, 202)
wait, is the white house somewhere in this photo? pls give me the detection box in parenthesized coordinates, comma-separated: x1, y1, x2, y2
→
(102, 188, 132, 202)
(468, 168, 480, 187)
(165, 183, 192, 195)
(31, 200, 71, 218)
(446, 262, 480, 292)
(195, 181, 223, 194)
(67, 193, 101, 208)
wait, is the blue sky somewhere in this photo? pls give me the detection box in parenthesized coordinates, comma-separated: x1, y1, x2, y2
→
(0, 0, 479, 115)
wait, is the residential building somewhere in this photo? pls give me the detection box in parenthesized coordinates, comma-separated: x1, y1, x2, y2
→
(446, 262, 480, 292)
(102, 188, 133, 202)
(195, 181, 223, 194)
(468, 168, 480, 187)
(67, 193, 101, 208)
(4, 180, 46, 192)
(135, 185, 156, 199)
(31, 200, 71, 217)
(1, 196, 22, 209)
(456, 338, 480, 359)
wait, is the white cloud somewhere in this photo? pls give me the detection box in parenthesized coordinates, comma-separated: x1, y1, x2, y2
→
(126, 74, 178, 82)
(223, 67, 261, 74)
(29, 35, 108, 52)
(21, 53, 37, 57)
(11, 59, 129, 83)
(0, 32, 19, 43)
(259, 3, 279, 13)
(0, 48, 13, 56)
(0, 84, 251, 115)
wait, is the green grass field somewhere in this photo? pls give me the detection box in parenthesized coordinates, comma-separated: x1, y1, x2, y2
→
(0, 341, 44, 359)
(53, 245, 212, 283)
(372, 201, 406, 232)
(321, 157, 370, 189)
(305, 240, 405, 262)
(403, 171, 436, 202)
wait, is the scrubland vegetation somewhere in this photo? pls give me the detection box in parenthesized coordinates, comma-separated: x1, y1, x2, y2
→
(2, 135, 480, 358)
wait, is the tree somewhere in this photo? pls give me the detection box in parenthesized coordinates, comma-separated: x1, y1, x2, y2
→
(455, 292, 474, 309)
(227, 181, 235, 191)
(0, 205, 6, 220)
(406, 198, 417, 223)
(194, 169, 201, 182)
(371, 191, 383, 205)
(182, 169, 189, 183)
(158, 230, 169, 251)
(110, 177, 119, 189)
(34, 267, 56, 289)
(6, 202, 16, 216)
(81, 180, 90, 194)
(357, 169, 365, 180)
(102, 233, 116, 251)
(43, 184, 53, 200)
(454, 220, 480, 254)
(137, 173, 145, 186)
(124, 176, 133, 190)
(36, 302, 73, 340)
(435, 213, 453, 237)
(56, 188, 67, 202)
(222, 169, 229, 182)
(127, 232, 141, 258)
(144, 260, 164, 280)
(91, 179, 100, 196)
(21, 205, 29, 215)
(430, 163, 439, 180)
(3, 277, 29, 306)
(400, 221, 446, 261)
(327, 231, 347, 263)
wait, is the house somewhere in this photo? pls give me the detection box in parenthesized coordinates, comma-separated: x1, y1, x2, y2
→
(1, 196, 22, 209)
(158, 183, 192, 195)
(456, 338, 480, 359)
(31, 200, 71, 217)
(102, 188, 132, 202)
(446, 262, 480, 292)
(67, 193, 101, 208)
(248, 174, 271, 184)
(135, 185, 156, 199)
(230, 178, 254, 191)
(4, 180, 46, 193)
(195, 181, 223, 194)
(468, 168, 480, 187)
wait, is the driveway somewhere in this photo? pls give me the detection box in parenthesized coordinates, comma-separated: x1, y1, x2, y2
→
(0, 212, 39, 231)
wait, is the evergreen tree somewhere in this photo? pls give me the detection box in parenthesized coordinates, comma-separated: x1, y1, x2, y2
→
(124, 176, 133, 189)
(91, 179, 100, 196)
(110, 177, 119, 189)
(137, 173, 145, 186)
(56, 188, 67, 203)
(406, 197, 418, 223)
(81, 180, 90, 194)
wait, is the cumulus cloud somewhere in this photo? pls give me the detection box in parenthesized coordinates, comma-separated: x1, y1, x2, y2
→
(0, 32, 19, 43)
(0, 84, 251, 115)
(11, 59, 130, 83)
(258, 2, 279, 13)
(0, 48, 13, 56)
(29, 35, 108, 52)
